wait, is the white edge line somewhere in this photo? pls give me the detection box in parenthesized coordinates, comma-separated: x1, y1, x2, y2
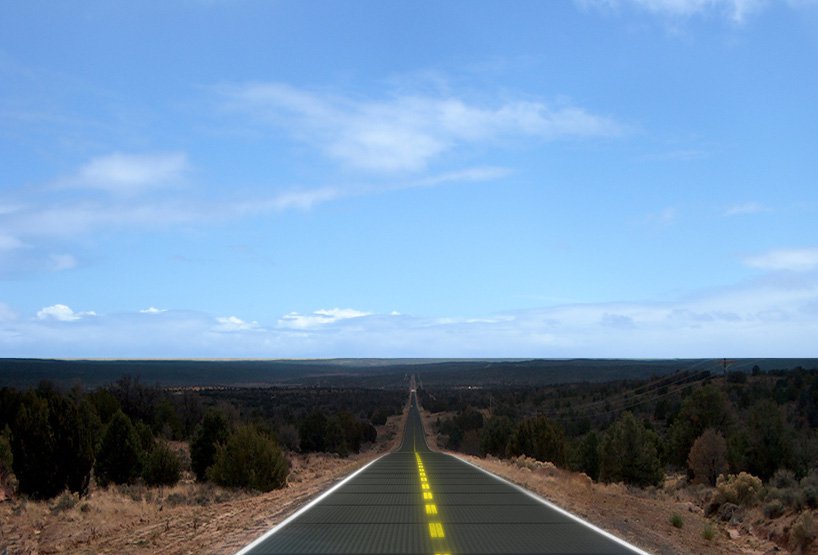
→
(234, 454, 387, 555)
(451, 454, 654, 555)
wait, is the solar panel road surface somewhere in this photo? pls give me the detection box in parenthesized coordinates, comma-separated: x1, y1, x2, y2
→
(238, 393, 649, 554)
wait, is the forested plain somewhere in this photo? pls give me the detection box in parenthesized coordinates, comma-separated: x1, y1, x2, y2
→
(2, 359, 818, 551)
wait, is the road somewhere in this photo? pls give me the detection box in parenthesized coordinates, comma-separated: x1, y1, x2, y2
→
(237, 391, 649, 554)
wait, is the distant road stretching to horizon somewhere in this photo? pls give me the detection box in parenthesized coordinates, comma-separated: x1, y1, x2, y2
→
(237, 391, 649, 555)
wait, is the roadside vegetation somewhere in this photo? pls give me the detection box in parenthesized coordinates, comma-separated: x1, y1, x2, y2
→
(421, 364, 818, 552)
(0, 377, 404, 501)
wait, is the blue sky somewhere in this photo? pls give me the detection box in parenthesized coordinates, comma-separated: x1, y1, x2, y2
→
(1, 0, 817, 358)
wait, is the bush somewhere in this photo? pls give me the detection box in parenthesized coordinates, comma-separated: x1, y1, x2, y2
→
(670, 513, 684, 528)
(702, 524, 716, 541)
(715, 472, 762, 507)
(207, 425, 289, 492)
(51, 491, 77, 513)
(688, 429, 728, 486)
(143, 441, 181, 486)
(790, 512, 817, 551)
(191, 409, 230, 481)
(95, 410, 143, 487)
(11, 390, 96, 498)
(763, 499, 785, 519)
(599, 412, 663, 487)
(771, 469, 797, 489)
(508, 415, 566, 466)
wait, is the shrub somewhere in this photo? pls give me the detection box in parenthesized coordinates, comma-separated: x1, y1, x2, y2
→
(789, 512, 817, 551)
(670, 513, 684, 528)
(143, 441, 181, 487)
(763, 499, 785, 519)
(51, 491, 77, 513)
(688, 429, 728, 486)
(702, 524, 716, 541)
(599, 412, 663, 487)
(771, 469, 797, 489)
(95, 410, 143, 486)
(715, 472, 762, 507)
(508, 415, 566, 466)
(207, 425, 289, 492)
(10, 391, 96, 499)
(191, 409, 230, 481)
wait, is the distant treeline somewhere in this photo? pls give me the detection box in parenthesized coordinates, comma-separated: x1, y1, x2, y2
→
(422, 365, 818, 490)
(0, 376, 404, 500)
(3, 357, 817, 389)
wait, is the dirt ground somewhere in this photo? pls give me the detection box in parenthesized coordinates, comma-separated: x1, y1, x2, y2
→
(0, 408, 406, 555)
(419, 408, 814, 555)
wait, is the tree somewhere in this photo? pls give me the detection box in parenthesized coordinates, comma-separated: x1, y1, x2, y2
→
(744, 400, 793, 480)
(143, 441, 181, 486)
(687, 428, 728, 486)
(576, 431, 601, 481)
(480, 416, 512, 457)
(299, 411, 328, 453)
(190, 408, 230, 481)
(95, 410, 143, 486)
(669, 385, 732, 466)
(10, 390, 97, 498)
(599, 412, 663, 487)
(208, 425, 289, 491)
(508, 416, 566, 466)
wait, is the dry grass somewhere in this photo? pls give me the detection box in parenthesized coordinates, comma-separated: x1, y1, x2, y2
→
(0, 411, 405, 555)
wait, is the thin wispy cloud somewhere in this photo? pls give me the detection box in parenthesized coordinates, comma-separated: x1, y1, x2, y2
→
(59, 152, 189, 195)
(278, 308, 372, 330)
(578, 0, 768, 23)
(221, 83, 623, 173)
(724, 201, 767, 216)
(5, 272, 818, 357)
(744, 247, 818, 272)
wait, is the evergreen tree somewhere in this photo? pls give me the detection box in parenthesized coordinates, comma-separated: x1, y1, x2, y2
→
(599, 412, 663, 487)
(95, 410, 143, 486)
(190, 409, 230, 481)
(508, 415, 566, 465)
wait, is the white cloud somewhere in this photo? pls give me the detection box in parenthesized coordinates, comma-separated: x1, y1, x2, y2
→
(744, 247, 818, 272)
(214, 315, 262, 332)
(3, 273, 818, 357)
(64, 152, 188, 195)
(36, 304, 96, 322)
(140, 306, 167, 314)
(222, 83, 623, 173)
(278, 308, 372, 329)
(724, 201, 767, 216)
(578, 0, 767, 22)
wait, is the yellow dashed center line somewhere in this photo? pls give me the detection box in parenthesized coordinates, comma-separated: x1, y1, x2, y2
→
(415, 452, 452, 554)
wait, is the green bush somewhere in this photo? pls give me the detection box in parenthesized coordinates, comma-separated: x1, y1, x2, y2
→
(702, 524, 716, 541)
(207, 425, 289, 492)
(191, 409, 230, 481)
(599, 412, 663, 487)
(143, 441, 181, 486)
(508, 415, 566, 466)
(670, 513, 684, 528)
(95, 410, 143, 487)
(715, 472, 762, 507)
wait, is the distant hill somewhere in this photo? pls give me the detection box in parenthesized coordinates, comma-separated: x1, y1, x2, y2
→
(1, 357, 816, 389)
